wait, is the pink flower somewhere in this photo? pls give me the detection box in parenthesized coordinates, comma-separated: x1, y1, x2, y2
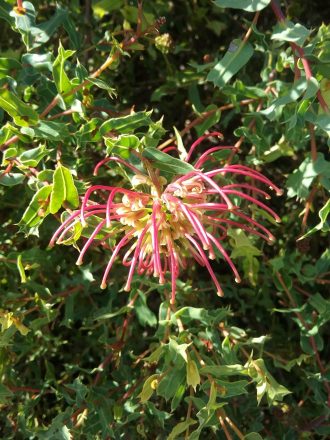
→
(50, 132, 281, 303)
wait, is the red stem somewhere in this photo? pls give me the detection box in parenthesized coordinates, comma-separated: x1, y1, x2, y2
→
(276, 273, 330, 407)
(270, 0, 329, 113)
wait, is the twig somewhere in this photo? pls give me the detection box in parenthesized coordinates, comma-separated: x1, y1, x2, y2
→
(218, 409, 245, 440)
(276, 272, 330, 407)
(309, 123, 317, 162)
(270, 0, 329, 113)
(185, 387, 194, 440)
(157, 99, 255, 151)
(301, 185, 318, 233)
(218, 414, 234, 440)
(0, 18, 161, 151)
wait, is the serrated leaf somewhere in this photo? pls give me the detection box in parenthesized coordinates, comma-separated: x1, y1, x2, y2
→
(0, 88, 39, 126)
(207, 39, 253, 88)
(214, 0, 270, 12)
(49, 164, 79, 213)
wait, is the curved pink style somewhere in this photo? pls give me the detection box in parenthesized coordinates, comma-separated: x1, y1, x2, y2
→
(50, 133, 281, 303)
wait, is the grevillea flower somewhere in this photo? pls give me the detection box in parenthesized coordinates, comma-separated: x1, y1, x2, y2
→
(50, 132, 282, 303)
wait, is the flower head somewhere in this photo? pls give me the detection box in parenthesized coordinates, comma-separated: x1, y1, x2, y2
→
(50, 132, 281, 303)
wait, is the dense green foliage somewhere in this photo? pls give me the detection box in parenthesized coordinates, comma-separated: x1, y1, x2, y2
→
(0, 0, 329, 438)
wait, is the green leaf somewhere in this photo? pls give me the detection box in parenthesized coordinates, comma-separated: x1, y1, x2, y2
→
(87, 77, 116, 96)
(32, 121, 70, 140)
(22, 53, 53, 71)
(17, 254, 27, 283)
(214, 0, 270, 12)
(0, 384, 13, 404)
(0, 57, 21, 74)
(228, 229, 262, 258)
(0, 88, 39, 126)
(0, 0, 13, 25)
(244, 433, 264, 440)
(0, 172, 25, 186)
(271, 21, 311, 46)
(248, 359, 291, 405)
(207, 39, 254, 88)
(157, 367, 186, 401)
(200, 364, 248, 377)
(186, 358, 200, 391)
(286, 156, 317, 199)
(92, 0, 123, 18)
(49, 164, 79, 214)
(19, 185, 52, 229)
(135, 293, 157, 327)
(138, 374, 159, 403)
(264, 79, 308, 115)
(52, 41, 75, 99)
(300, 199, 330, 238)
(167, 419, 197, 440)
(168, 338, 190, 363)
(194, 104, 221, 137)
(100, 110, 153, 135)
(215, 379, 249, 397)
(173, 126, 187, 161)
(10, 1, 37, 50)
(36, 6, 69, 46)
(142, 147, 195, 176)
(19, 145, 50, 166)
(105, 134, 140, 158)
